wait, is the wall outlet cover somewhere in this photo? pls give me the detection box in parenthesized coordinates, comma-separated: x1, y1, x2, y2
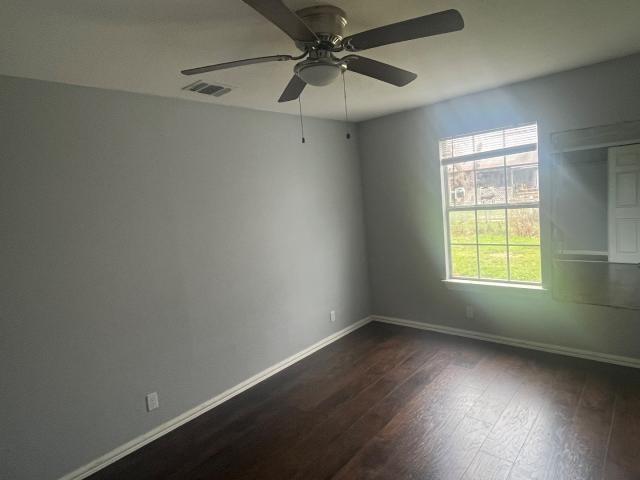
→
(146, 392, 159, 412)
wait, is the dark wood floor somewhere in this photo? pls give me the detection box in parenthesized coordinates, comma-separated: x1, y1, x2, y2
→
(89, 322, 640, 480)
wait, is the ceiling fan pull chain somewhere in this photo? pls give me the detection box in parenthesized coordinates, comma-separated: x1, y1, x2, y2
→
(342, 71, 351, 139)
(298, 96, 306, 144)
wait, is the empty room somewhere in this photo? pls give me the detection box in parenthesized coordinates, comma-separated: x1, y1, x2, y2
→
(3, 1, 640, 479)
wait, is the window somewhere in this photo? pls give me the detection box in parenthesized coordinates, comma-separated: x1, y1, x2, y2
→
(440, 124, 541, 284)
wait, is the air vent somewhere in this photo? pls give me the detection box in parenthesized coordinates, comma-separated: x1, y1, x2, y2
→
(182, 80, 232, 97)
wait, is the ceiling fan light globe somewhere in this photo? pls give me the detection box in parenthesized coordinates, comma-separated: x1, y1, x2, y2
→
(296, 63, 342, 86)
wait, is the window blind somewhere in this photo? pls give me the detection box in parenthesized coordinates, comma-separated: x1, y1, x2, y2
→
(440, 124, 538, 163)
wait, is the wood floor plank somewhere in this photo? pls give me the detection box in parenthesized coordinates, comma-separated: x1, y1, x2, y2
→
(206, 333, 440, 480)
(463, 451, 513, 480)
(288, 330, 426, 411)
(479, 359, 556, 463)
(549, 370, 616, 480)
(405, 414, 493, 479)
(507, 364, 586, 480)
(294, 348, 459, 480)
(244, 335, 443, 479)
(466, 353, 529, 425)
(367, 353, 521, 480)
(602, 372, 640, 480)
(331, 361, 492, 479)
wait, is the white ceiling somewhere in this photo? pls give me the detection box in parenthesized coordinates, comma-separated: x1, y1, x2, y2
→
(2, 0, 640, 121)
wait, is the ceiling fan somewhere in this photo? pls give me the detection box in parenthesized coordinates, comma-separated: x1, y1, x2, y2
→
(181, 1, 464, 103)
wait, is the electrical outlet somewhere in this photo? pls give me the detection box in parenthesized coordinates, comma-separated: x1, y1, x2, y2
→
(330, 310, 336, 322)
(146, 392, 159, 412)
(465, 306, 474, 319)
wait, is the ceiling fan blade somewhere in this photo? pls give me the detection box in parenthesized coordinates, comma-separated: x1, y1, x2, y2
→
(278, 75, 306, 102)
(242, 0, 318, 43)
(181, 54, 294, 75)
(343, 9, 464, 52)
(343, 55, 417, 87)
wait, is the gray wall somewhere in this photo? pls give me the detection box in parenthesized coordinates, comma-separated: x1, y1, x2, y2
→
(555, 148, 609, 252)
(0, 76, 370, 480)
(357, 53, 640, 359)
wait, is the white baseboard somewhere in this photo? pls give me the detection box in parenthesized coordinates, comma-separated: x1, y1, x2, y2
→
(59, 316, 372, 480)
(557, 250, 608, 256)
(373, 315, 640, 369)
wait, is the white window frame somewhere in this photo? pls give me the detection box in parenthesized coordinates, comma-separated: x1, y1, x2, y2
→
(440, 124, 542, 287)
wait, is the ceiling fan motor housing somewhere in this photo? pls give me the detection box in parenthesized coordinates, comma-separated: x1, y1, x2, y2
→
(295, 5, 348, 48)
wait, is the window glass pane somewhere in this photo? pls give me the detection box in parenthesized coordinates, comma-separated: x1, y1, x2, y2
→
(507, 165, 539, 204)
(446, 165, 455, 207)
(473, 130, 504, 154)
(479, 246, 508, 280)
(452, 136, 474, 157)
(449, 211, 476, 244)
(475, 156, 504, 170)
(452, 161, 475, 206)
(509, 246, 541, 282)
(477, 209, 506, 244)
(508, 208, 540, 245)
(453, 160, 474, 172)
(506, 150, 537, 166)
(477, 168, 506, 205)
(440, 139, 453, 160)
(451, 246, 478, 278)
(504, 124, 538, 148)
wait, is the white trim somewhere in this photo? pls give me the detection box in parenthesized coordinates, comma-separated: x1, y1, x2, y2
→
(58, 316, 372, 480)
(373, 315, 640, 369)
(554, 259, 608, 264)
(557, 250, 608, 256)
(442, 279, 547, 296)
(550, 119, 640, 154)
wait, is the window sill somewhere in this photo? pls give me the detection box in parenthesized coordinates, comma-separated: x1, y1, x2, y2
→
(442, 279, 548, 296)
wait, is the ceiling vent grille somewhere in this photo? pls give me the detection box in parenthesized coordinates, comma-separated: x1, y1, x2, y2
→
(182, 80, 232, 97)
